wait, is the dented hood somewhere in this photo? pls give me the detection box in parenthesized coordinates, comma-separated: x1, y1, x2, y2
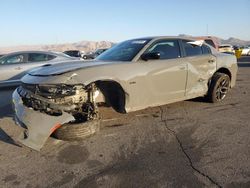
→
(28, 60, 118, 76)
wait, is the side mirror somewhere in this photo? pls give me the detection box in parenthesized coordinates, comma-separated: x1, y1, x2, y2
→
(141, 52, 160, 61)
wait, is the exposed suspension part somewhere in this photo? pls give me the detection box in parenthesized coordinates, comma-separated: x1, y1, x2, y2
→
(18, 83, 100, 122)
(78, 83, 99, 121)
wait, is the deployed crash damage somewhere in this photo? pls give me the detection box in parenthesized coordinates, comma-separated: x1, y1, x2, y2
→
(13, 83, 101, 150)
(18, 83, 99, 120)
(13, 36, 238, 150)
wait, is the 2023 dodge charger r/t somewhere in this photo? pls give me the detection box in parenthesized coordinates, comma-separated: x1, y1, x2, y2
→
(12, 36, 238, 150)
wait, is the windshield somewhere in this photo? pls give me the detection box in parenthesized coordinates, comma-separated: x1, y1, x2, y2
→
(96, 39, 151, 61)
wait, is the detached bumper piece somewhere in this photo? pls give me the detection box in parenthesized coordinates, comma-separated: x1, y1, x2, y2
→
(12, 90, 74, 151)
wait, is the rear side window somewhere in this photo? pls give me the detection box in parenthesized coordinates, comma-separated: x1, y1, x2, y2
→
(182, 40, 202, 57)
(146, 39, 181, 59)
(204, 39, 216, 48)
(201, 44, 211, 54)
(1, 54, 25, 65)
(28, 53, 56, 62)
(47, 55, 56, 60)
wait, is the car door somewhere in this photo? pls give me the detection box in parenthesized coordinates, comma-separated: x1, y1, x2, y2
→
(137, 39, 187, 107)
(14, 52, 56, 78)
(181, 40, 217, 97)
(0, 53, 56, 86)
(0, 53, 28, 85)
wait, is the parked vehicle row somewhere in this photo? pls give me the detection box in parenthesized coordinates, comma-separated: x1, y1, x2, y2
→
(63, 50, 84, 58)
(63, 49, 108, 59)
(241, 46, 250, 56)
(82, 48, 108, 59)
(218, 45, 250, 56)
(12, 36, 238, 150)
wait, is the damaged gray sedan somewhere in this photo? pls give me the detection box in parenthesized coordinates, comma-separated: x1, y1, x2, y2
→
(12, 36, 238, 150)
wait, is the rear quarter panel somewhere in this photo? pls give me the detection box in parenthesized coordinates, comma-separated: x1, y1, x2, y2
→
(215, 53, 238, 88)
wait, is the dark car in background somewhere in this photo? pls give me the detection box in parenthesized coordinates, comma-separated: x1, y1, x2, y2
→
(63, 50, 83, 58)
(83, 48, 108, 59)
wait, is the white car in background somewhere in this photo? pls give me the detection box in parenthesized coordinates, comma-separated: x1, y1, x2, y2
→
(218, 44, 235, 54)
(0, 51, 76, 87)
(241, 46, 250, 56)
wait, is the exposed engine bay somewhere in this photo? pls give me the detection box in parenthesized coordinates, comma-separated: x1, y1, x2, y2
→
(12, 81, 122, 150)
(17, 83, 101, 122)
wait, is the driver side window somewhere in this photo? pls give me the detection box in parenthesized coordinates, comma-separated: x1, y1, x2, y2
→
(3, 54, 25, 65)
(147, 40, 181, 59)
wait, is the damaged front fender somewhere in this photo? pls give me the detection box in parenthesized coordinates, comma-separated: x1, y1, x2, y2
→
(12, 90, 74, 151)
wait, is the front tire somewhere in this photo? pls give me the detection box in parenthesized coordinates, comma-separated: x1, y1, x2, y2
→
(207, 73, 230, 103)
(52, 120, 100, 141)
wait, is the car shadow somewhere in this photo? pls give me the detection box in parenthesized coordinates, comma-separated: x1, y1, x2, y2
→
(237, 62, 250, 67)
(0, 104, 13, 119)
(0, 128, 21, 147)
(187, 97, 206, 103)
(237, 56, 250, 67)
(238, 56, 250, 62)
(0, 87, 16, 119)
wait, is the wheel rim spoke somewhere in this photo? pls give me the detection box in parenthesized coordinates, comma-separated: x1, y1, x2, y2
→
(222, 80, 229, 87)
(216, 90, 221, 100)
(215, 77, 230, 100)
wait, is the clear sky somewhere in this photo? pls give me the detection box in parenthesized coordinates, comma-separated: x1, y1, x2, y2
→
(1, 0, 250, 47)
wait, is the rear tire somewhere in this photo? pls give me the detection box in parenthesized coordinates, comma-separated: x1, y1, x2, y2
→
(207, 73, 230, 103)
(52, 120, 100, 141)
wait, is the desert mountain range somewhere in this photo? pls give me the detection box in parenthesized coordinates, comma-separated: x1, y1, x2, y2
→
(220, 37, 250, 46)
(0, 36, 249, 54)
(0, 41, 115, 54)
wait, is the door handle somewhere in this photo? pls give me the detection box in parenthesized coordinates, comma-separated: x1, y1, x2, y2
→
(15, 67, 22, 70)
(179, 66, 186, 70)
(208, 59, 215, 63)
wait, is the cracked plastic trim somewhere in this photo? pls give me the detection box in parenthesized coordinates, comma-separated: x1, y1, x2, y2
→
(13, 90, 75, 151)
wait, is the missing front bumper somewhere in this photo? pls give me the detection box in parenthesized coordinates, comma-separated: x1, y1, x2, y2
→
(12, 90, 75, 151)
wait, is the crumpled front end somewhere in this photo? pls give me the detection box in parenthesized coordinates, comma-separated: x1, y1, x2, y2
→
(12, 83, 99, 151)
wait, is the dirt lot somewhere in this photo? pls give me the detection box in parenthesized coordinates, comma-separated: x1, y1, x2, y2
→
(0, 56, 250, 188)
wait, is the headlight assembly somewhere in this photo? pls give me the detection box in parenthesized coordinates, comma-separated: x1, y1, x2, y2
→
(38, 84, 81, 98)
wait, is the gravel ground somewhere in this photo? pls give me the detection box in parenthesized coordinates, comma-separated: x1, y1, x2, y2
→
(0, 56, 250, 188)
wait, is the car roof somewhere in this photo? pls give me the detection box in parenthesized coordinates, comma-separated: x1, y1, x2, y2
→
(131, 36, 198, 41)
(64, 50, 80, 52)
(130, 36, 217, 53)
(3, 50, 64, 57)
